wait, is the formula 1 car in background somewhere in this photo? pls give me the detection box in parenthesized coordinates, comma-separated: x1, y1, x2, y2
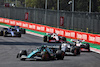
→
(16, 45, 65, 61)
(0, 30, 3, 36)
(61, 42, 81, 56)
(0, 28, 21, 37)
(43, 33, 66, 43)
(10, 26, 26, 34)
(71, 39, 90, 52)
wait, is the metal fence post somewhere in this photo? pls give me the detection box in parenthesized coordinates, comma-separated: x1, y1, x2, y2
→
(25, 0, 26, 7)
(71, 0, 74, 29)
(89, 0, 92, 32)
(16, 0, 17, 7)
(34, 6, 36, 23)
(89, 0, 91, 13)
(57, 0, 59, 28)
(44, 0, 47, 24)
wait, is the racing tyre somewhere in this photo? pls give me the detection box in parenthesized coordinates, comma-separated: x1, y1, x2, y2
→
(3, 31, 7, 37)
(71, 47, 77, 56)
(56, 50, 65, 60)
(23, 29, 26, 34)
(0, 30, 3, 36)
(41, 51, 50, 61)
(43, 36, 47, 42)
(21, 29, 26, 34)
(85, 43, 90, 52)
(18, 33, 21, 37)
(76, 47, 81, 55)
(78, 50, 81, 55)
(73, 49, 77, 56)
(62, 37, 66, 42)
(17, 32, 21, 37)
(86, 43, 90, 48)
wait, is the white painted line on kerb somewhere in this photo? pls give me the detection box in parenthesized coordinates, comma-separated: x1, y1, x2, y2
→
(0, 25, 9, 28)
(0, 25, 100, 54)
(90, 47, 100, 54)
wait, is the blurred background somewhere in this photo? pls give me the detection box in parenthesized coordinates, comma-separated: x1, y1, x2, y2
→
(0, 0, 100, 12)
(0, 0, 100, 34)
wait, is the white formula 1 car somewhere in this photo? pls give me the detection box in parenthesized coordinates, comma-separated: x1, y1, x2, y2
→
(61, 42, 81, 56)
(71, 39, 90, 52)
(43, 33, 66, 43)
(0, 28, 21, 37)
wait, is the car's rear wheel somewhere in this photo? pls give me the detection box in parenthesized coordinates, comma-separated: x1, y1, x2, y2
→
(21, 29, 26, 34)
(16, 32, 21, 37)
(73, 49, 77, 56)
(85, 43, 90, 52)
(43, 36, 47, 42)
(3, 31, 7, 37)
(0, 30, 3, 36)
(62, 37, 66, 42)
(76, 47, 81, 55)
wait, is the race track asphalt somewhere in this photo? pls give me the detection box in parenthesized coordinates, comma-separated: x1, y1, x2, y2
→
(0, 27, 100, 67)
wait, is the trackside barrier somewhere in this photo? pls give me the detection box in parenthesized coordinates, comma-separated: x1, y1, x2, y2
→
(0, 17, 100, 45)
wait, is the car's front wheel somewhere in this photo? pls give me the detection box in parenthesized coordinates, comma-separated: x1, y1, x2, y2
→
(43, 36, 47, 42)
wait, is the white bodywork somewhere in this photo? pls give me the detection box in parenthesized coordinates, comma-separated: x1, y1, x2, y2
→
(71, 39, 84, 46)
(50, 33, 59, 41)
(61, 43, 70, 52)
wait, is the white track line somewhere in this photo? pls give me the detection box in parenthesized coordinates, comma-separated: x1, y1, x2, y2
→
(90, 47, 100, 54)
(0, 25, 9, 28)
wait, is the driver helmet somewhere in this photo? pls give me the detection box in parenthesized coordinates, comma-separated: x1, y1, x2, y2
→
(41, 45, 47, 48)
(76, 41, 80, 44)
(53, 33, 57, 36)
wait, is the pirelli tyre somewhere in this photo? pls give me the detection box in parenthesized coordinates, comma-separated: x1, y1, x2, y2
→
(85, 43, 90, 52)
(43, 36, 47, 42)
(21, 29, 26, 34)
(61, 37, 66, 41)
(41, 51, 50, 61)
(71, 47, 78, 56)
(3, 31, 7, 37)
(16, 32, 21, 37)
(76, 47, 81, 55)
(0, 30, 3, 36)
(73, 49, 77, 56)
(56, 50, 65, 60)
(16, 50, 27, 61)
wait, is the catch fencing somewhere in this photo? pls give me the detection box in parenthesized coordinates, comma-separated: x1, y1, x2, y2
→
(0, 6, 100, 33)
